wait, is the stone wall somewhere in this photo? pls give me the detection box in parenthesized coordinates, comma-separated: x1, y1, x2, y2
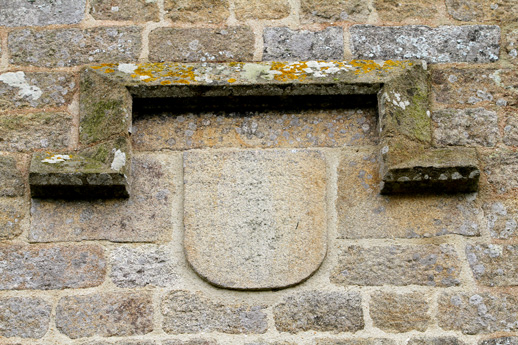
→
(1, 0, 518, 345)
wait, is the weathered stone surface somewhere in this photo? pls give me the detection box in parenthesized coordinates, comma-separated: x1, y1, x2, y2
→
(234, 0, 289, 20)
(301, 0, 370, 23)
(162, 290, 267, 334)
(163, 340, 217, 345)
(110, 245, 178, 287)
(504, 115, 518, 146)
(9, 27, 142, 67)
(274, 291, 363, 333)
(445, 0, 484, 21)
(370, 292, 430, 333)
(245, 341, 295, 345)
(0, 244, 105, 290)
(0, 297, 51, 338)
(433, 108, 498, 147)
(466, 244, 518, 286)
(350, 25, 500, 63)
(439, 292, 518, 334)
(0, 155, 24, 197)
(431, 67, 510, 106)
(79, 341, 157, 345)
(0, 112, 71, 152)
(29, 138, 131, 199)
(29, 153, 176, 242)
(374, 0, 438, 21)
(133, 108, 377, 151)
(480, 338, 518, 345)
(164, 0, 229, 24)
(0, 72, 76, 113)
(338, 148, 482, 239)
(90, 0, 159, 21)
(504, 26, 518, 63)
(408, 337, 466, 345)
(184, 149, 326, 290)
(56, 292, 153, 339)
(263, 27, 343, 61)
(331, 245, 461, 287)
(0, 198, 26, 241)
(481, 148, 518, 194)
(149, 27, 254, 62)
(485, 201, 518, 240)
(0, 0, 85, 26)
(315, 339, 396, 345)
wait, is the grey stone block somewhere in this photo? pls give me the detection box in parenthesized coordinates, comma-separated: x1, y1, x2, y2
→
(351, 25, 500, 63)
(0, 0, 86, 26)
(0, 297, 51, 338)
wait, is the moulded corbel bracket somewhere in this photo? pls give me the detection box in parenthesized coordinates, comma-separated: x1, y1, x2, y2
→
(28, 60, 479, 198)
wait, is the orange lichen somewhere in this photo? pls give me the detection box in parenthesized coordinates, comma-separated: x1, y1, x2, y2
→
(104, 68, 115, 73)
(270, 61, 309, 82)
(161, 80, 172, 85)
(227, 78, 237, 83)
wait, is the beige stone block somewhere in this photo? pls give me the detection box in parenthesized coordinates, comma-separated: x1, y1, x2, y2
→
(90, 0, 159, 21)
(56, 292, 153, 338)
(0, 197, 26, 241)
(331, 244, 461, 287)
(374, 0, 438, 21)
(466, 244, 518, 286)
(234, 0, 290, 20)
(184, 149, 326, 290)
(370, 292, 430, 333)
(165, 0, 229, 24)
(337, 148, 482, 238)
(0, 244, 105, 290)
(301, 0, 370, 23)
(149, 27, 254, 62)
(161, 290, 267, 334)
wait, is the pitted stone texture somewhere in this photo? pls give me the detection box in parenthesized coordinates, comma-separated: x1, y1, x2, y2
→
(438, 292, 518, 334)
(245, 341, 296, 345)
(504, 27, 518, 64)
(0, 0, 85, 26)
(316, 339, 396, 345)
(446, 0, 484, 21)
(0, 155, 24, 197)
(0, 297, 51, 338)
(431, 67, 510, 106)
(466, 244, 518, 286)
(164, 0, 229, 24)
(0, 112, 71, 152)
(234, 0, 290, 20)
(338, 148, 482, 239)
(90, 0, 159, 21)
(480, 338, 518, 345)
(374, 0, 438, 21)
(370, 292, 430, 333)
(301, 0, 370, 23)
(164, 340, 218, 345)
(263, 27, 344, 61)
(0, 198, 26, 240)
(30, 153, 177, 242)
(149, 27, 254, 62)
(9, 27, 142, 67)
(274, 291, 364, 333)
(408, 338, 467, 345)
(80, 342, 157, 345)
(504, 115, 518, 146)
(350, 25, 500, 63)
(162, 290, 267, 334)
(0, 72, 76, 113)
(433, 108, 498, 147)
(133, 108, 377, 151)
(0, 244, 105, 290)
(56, 293, 153, 339)
(485, 201, 518, 240)
(331, 245, 461, 287)
(184, 149, 326, 290)
(110, 245, 178, 287)
(481, 149, 518, 194)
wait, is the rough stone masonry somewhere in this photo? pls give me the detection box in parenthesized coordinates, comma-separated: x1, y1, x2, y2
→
(1, 0, 518, 344)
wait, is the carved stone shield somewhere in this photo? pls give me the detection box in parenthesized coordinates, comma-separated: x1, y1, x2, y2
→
(183, 149, 327, 290)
